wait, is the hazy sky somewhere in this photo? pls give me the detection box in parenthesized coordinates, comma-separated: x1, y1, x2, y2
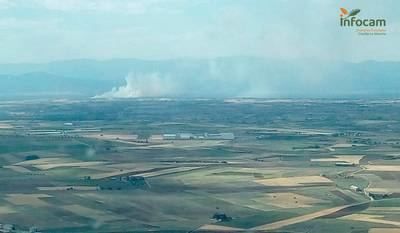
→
(0, 0, 399, 63)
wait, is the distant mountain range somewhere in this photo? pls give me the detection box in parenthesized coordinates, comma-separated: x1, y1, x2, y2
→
(0, 57, 399, 98)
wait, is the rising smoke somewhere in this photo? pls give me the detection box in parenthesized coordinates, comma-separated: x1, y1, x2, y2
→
(92, 58, 395, 99)
(94, 73, 179, 98)
(93, 59, 273, 98)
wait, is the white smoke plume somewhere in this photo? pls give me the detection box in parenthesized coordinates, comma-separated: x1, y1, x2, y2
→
(94, 60, 278, 99)
(94, 72, 177, 98)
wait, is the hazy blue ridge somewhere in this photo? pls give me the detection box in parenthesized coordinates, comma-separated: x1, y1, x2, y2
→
(0, 57, 399, 98)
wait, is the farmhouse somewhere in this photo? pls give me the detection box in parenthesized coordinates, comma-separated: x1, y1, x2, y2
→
(162, 132, 235, 140)
(179, 133, 196, 140)
(205, 133, 235, 140)
(212, 212, 232, 222)
(163, 134, 177, 140)
(350, 185, 361, 192)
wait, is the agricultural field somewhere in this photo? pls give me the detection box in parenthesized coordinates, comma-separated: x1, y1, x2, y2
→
(0, 99, 400, 232)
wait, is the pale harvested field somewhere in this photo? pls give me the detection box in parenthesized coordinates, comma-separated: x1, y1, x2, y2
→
(17, 151, 72, 158)
(90, 163, 167, 173)
(82, 133, 138, 141)
(15, 157, 71, 166)
(365, 188, 400, 194)
(34, 161, 106, 170)
(5, 194, 52, 207)
(369, 228, 400, 233)
(254, 192, 326, 209)
(105, 163, 162, 170)
(144, 140, 226, 149)
(149, 134, 163, 140)
(197, 224, 244, 232)
(255, 176, 333, 187)
(251, 204, 352, 231)
(37, 186, 98, 191)
(90, 168, 143, 180)
(368, 207, 400, 212)
(1, 154, 20, 164)
(240, 126, 333, 135)
(340, 214, 400, 227)
(357, 120, 397, 125)
(135, 166, 202, 178)
(0, 206, 16, 214)
(82, 165, 117, 172)
(0, 123, 13, 129)
(3, 165, 33, 173)
(331, 143, 367, 148)
(88, 163, 169, 174)
(62, 204, 126, 222)
(363, 165, 400, 172)
(311, 155, 364, 165)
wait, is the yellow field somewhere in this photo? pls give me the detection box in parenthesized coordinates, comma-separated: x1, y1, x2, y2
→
(255, 175, 333, 187)
(311, 155, 364, 165)
(340, 214, 400, 227)
(254, 192, 326, 209)
(5, 194, 52, 207)
(62, 204, 126, 222)
(362, 165, 400, 172)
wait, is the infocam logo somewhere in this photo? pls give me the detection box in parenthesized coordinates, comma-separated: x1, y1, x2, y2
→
(339, 8, 387, 35)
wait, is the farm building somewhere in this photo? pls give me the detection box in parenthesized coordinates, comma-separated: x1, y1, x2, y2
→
(350, 185, 361, 192)
(205, 133, 235, 140)
(150, 134, 163, 140)
(163, 134, 177, 140)
(365, 190, 393, 200)
(212, 212, 232, 222)
(179, 133, 196, 140)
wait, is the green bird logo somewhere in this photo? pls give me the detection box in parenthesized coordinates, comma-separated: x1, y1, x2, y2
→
(340, 8, 361, 18)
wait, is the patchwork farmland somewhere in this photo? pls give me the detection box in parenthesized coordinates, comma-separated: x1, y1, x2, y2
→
(0, 99, 400, 232)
